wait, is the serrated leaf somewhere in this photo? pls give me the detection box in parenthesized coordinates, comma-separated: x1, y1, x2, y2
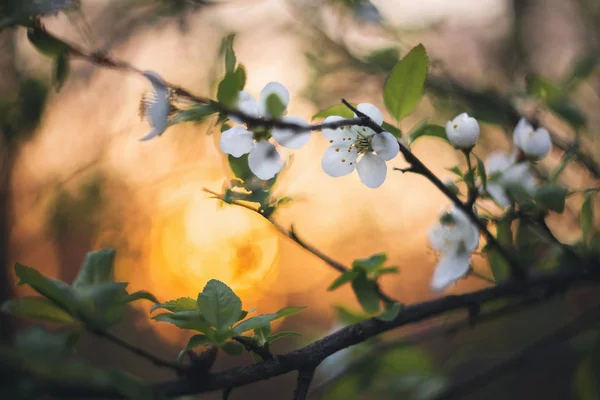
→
(232, 306, 306, 335)
(383, 44, 428, 121)
(312, 104, 354, 121)
(152, 311, 214, 337)
(352, 253, 387, 272)
(535, 184, 568, 213)
(14, 263, 77, 315)
(266, 93, 285, 118)
(217, 65, 246, 107)
(409, 122, 448, 144)
(328, 270, 359, 291)
(72, 249, 116, 288)
(172, 104, 218, 124)
(54, 53, 69, 92)
(177, 334, 211, 362)
(1, 297, 76, 323)
(221, 341, 244, 356)
(350, 271, 380, 314)
(375, 302, 402, 322)
(268, 331, 301, 342)
(580, 193, 595, 243)
(198, 280, 243, 331)
(151, 297, 198, 313)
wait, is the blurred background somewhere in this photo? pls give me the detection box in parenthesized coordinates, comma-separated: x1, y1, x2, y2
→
(1, 0, 600, 398)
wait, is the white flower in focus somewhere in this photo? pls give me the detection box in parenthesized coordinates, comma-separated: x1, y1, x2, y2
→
(220, 82, 310, 180)
(139, 71, 170, 141)
(321, 103, 399, 188)
(445, 113, 480, 149)
(513, 118, 552, 159)
(429, 207, 480, 292)
(485, 152, 536, 207)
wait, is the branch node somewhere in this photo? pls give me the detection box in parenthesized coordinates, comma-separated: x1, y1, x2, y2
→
(293, 368, 316, 400)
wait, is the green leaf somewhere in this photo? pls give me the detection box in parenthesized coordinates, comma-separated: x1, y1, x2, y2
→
(382, 346, 434, 374)
(14, 263, 77, 315)
(217, 65, 246, 107)
(580, 193, 595, 243)
(383, 44, 429, 121)
(26, 27, 70, 57)
(351, 271, 380, 314)
(151, 297, 198, 313)
(1, 297, 76, 323)
(125, 290, 158, 304)
(535, 184, 568, 213)
(266, 93, 286, 118)
(335, 306, 367, 325)
(381, 121, 402, 138)
(177, 334, 211, 362)
(221, 341, 244, 356)
(54, 53, 69, 92)
(485, 245, 510, 283)
(152, 311, 214, 336)
(219, 33, 237, 75)
(363, 47, 400, 72)
(408, 121, 448, 144)
(352, 253, 387, 272)
(475, 154, 487, 190)
(328, 270, 359, 291)
(228, 154, 253, 181)
(197, 280, 243, 331)
(376, 266, 399, 276)
(311, 104, 354, 121)
(268, 331, 301, 342)
(232, 307, 306, 335)
(375, 302, 402, 322)
(446, 165, 463, 178)
(564, 55, 597, 91)
(526, 73, 563, 103)
(72, 249, 116, 288)
(172, 104, 218, 124)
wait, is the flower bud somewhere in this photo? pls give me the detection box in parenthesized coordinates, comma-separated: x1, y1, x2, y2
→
(445, 113, 480, 149)
(513, 118, 552, 159)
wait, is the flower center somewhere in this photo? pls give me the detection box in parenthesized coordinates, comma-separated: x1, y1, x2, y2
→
(348, 126, 373, 154)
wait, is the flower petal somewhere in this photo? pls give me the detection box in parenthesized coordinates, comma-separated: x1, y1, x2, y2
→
(356, 103, 383, 126)
(487, 183, 510, 208)
(258, 82, 290, 117)
(140, 74, 170, 141)
(521, 128, 552, 159)
(272, 116, 311, 149)
(220, 126, 254, 157)
(430, 251, 471, 292)
(248, 140, 282, 180)
(321, 144, 358, 177)
(486, 152, 513, 175)
(322, 116, 345, 141)
(513, 118, 533, 150)
(372, 131, 399, 161)
(229, 91, 260, 123)
(356, 152, 387, 188)
(446, 113, 480, 149)
(429, 225, 450, 252)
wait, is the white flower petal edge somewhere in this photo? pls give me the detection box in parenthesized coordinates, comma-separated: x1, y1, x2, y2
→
(271, 116, 311, 149)
(356, 103, 384, 126)
(357, 152, 387, 188)
(229, 91, 261, 124)
(372, 131, 399, 161)
(445, 112, 480, 149)
(140, 71, 170, 141)
(428, 207, 480, 292)
(321, 144, 359, 177)
(258, 82, 290, 117)
(248, 140, 283, 180)
(220, 126, 255, 157)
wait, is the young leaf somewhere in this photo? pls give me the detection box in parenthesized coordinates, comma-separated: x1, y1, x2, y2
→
(535, 184, 568, 213)
(268, 331, 301, 342)
(485, 245, 509, 283)
(124, 290, 158, 304)
(312, 104, 355, 121)
(266, 93, 286, 118)
(197, 280, 243, 331)
(220, 341, 244, 356)
(352, 253, 387, 272)
(409, 122, 448, 144)
(219, 33, 237, 75)
(172, 104, 218, 124)
(383, 44, 429, 121)
(335, 305, 368, 325)
(381, 121, 402, 138)
(475, 154, 487, 190)
(26, 27, 70, 57)
(1, 297, 76, 324)
(328, 270, 359, 291)
(151, 297, 198, 313)
(217, 65, 246, 107)
(152, 311, 214, 336)
(72, 248, 116, 288)
(232, 307, 306, 335)
(54, 53, 69, 92)
(228, 154, 253, 181)
(350, 271, 380, 314)
(14, 263, 77, 315)
(375, 301, 402, 322)
(580, 193, 595, 243)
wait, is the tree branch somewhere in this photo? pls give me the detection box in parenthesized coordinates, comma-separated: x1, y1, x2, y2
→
(293, 369, 316, 400)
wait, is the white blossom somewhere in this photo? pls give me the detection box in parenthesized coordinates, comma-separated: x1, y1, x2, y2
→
(485, 152, 536, 207)
(220, 82, 310, 180)
(445, 113, 480, 149)
(139, 71, 170, 141)
(321, 103, 399, 188)
(429, 207, 480, 292)
(513, 118, 552, 159)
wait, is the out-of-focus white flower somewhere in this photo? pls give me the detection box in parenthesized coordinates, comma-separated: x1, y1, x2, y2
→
(513, 118, 552, 159)
(485, 152, 536, 207)
(139, 71, 170, 141)
(445, 113, 480, 149)
(221, 82, 310, 180)
(429, 207, 480, 292)
(321, 103, 399, 188)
